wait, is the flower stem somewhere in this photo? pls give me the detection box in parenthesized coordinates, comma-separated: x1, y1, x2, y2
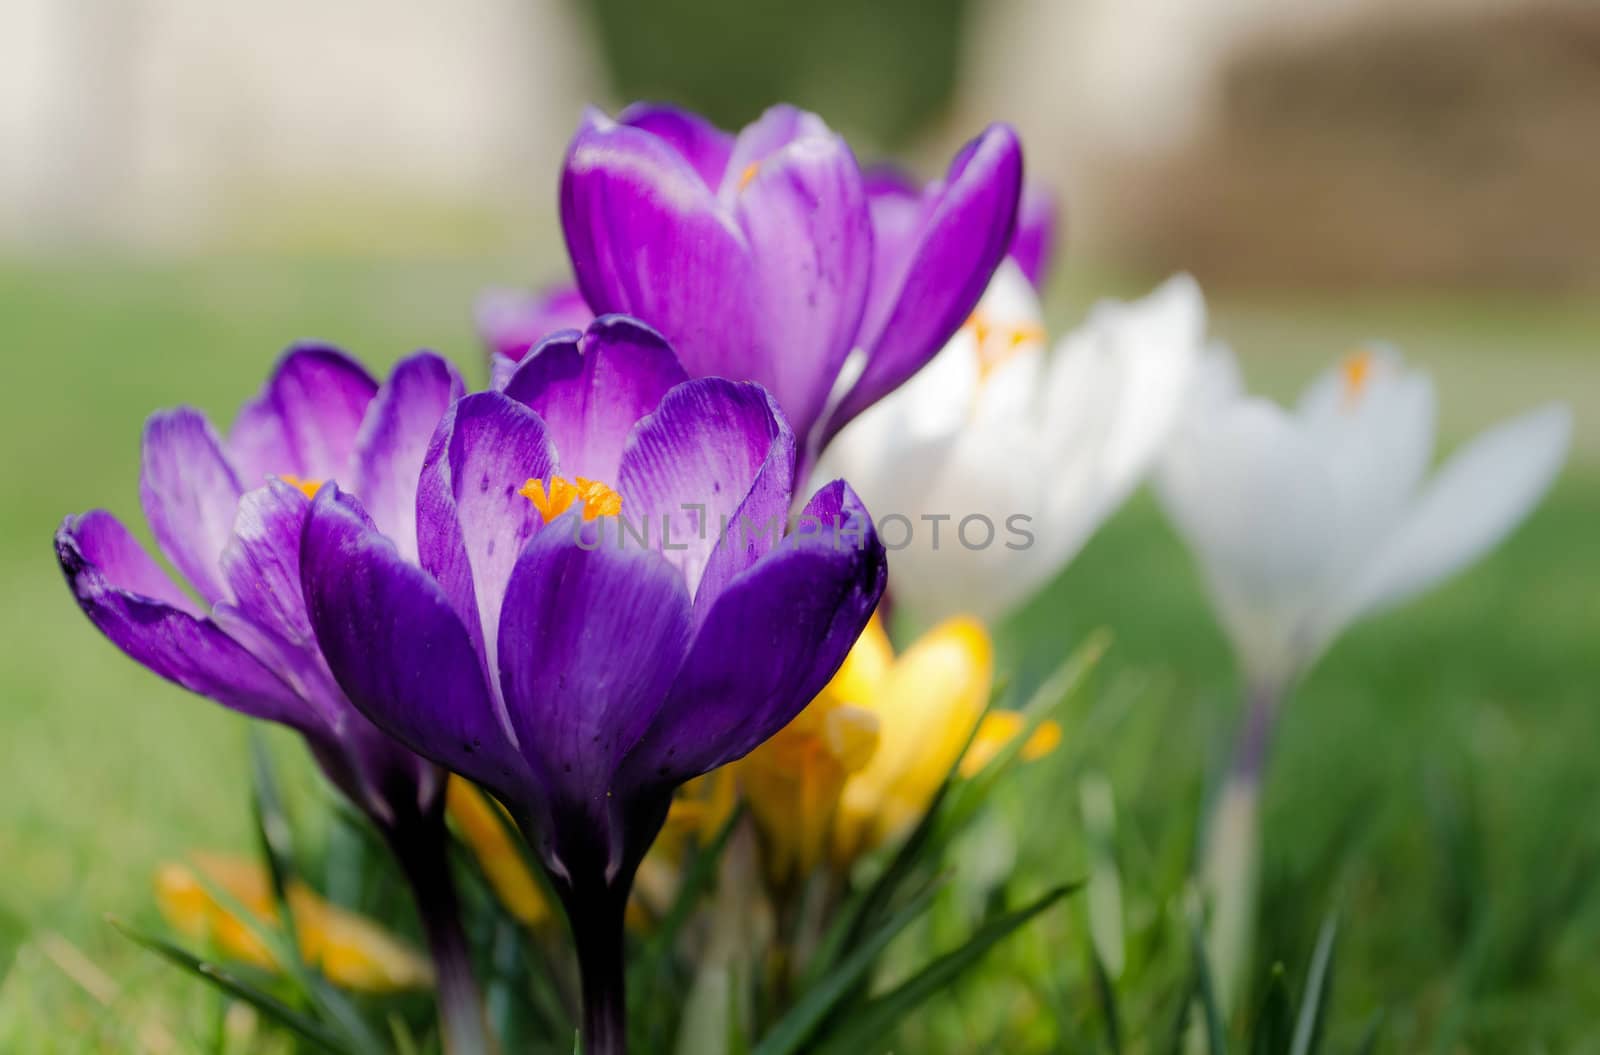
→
(1202, 680, 1283, 1018)
(387, 819, 495, 1055)
(562, 882, 629, 1055)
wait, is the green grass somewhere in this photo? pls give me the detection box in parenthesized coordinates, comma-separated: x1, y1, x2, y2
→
(0, 254, 1595, 1051)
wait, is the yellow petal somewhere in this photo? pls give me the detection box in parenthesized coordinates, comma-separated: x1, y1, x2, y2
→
(447, 778, 550, 927)
(833, 616, 994, 866)
(154, 855, 431, 992)
(958, 711, 1063, 777)
(823, 704, 880, 774)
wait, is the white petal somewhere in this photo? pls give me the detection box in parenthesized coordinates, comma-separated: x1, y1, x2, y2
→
(1323, 402, 1572, 635)
(1157, 398, 1341, 684)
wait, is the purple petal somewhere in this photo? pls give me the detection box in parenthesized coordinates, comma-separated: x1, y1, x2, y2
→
(227, 345, 379, 488)
(730, 130, 873, 440)
(617, 378, 795, 599)
(213, 481, 346, 718)
(717, 104, 835, 199)
(56, 510, 307, 727)
(476, 285, 595, 363)
(416, 392, 557, 672)
(825, 124, 1024, 440)
(619, 480, 885, 790)
(1009, 184, 1060, 289)
(140, 408, 243, 605)
(350, 352, 464, 561)
(617, 102, 735, 189)
(300, 486, 534, 797)
(497, 517, 691, 844)
(562, 118, 761, 380)
(502, 316, 688, 483)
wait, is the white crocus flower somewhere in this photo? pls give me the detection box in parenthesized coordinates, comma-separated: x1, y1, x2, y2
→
(821, 261, 1207, 627)
(1157, 343, 1571, 1016)
(1158, 343, 1573, 694)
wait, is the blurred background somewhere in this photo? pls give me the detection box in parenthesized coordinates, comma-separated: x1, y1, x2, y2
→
(2, 0, 1597, 1049)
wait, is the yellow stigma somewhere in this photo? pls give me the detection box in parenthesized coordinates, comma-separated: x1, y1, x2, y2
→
(737, 161, 761, 191)
(1340, 348, 1375, 407)
(519, 475, 622, 524)
(965, 308, 1045, 382)
(279, 474, 324, 499)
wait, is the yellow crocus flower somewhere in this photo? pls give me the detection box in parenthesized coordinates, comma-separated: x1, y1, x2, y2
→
(154, 854, 433, 993)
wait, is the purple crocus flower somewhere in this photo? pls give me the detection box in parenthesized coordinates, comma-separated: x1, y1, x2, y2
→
(549, 101, 1022, 467)
(300, 316, 886, 1054)
(54, 347, 491, 1052)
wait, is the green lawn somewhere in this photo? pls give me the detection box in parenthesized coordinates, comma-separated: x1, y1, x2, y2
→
(1, 254, 1595, 1051)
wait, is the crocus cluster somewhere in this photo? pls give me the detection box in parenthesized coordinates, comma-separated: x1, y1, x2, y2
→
(53, 88, 1577, 1055)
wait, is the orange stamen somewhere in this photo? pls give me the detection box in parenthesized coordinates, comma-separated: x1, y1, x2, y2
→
(519, 475, 622, 524)
(279, 474, 324, 499)
(737, 161, 761, 191)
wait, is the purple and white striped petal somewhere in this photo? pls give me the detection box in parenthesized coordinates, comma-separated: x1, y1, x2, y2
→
(350, 352, 464, 561)
(617, 378, 795, 599)
(562, 117, 758, 376)
(140, 408, 243, 605)
(731, 130, 872, 439)
(503, 316, 687, 483)
(227, 345, 378, 487)
(416, 392, 557, 672)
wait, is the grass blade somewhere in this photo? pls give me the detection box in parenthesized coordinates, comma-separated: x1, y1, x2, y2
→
(1290, 914, 1339, 1055)
(109, 916, 351, 1053)
(811, 884, 1075, 1055)
(754, 876, 946, 1055)
(1190, 917, 1228, 1055)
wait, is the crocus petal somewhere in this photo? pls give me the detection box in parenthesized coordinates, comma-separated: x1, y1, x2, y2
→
(140, 407, 244, 605)
(621, 480, 886, 791)
(731, 130, 873, 440)
(56, 511, 306, 727)
(1292, 347, 1438, 569)
(1325, 403, 1572, 641)
(717, 103, 835, 199)
(825, 124, 1024, 440)
(835, 616, 993, 857)
(1008, 184, 1060, 289)
(349, 352, 464, 562)
(503, 316, 688, 483)
(617, 378, 795, 599)
(1157, 396, 1341, 685)
(561, 108, 872, 445)
(496, 516, 692, 852)
(300, 486, 533, 797)
(617, 101, 734, 189)
(416, 392, 557, 674)
(561, 117, 759, 382)
(227, 345, 379, 487)
(476, 285, 595, 363)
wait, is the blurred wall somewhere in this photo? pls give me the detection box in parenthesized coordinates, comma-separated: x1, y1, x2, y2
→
(958, 0, 1599, 290)
(0, 0, 597, 251)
